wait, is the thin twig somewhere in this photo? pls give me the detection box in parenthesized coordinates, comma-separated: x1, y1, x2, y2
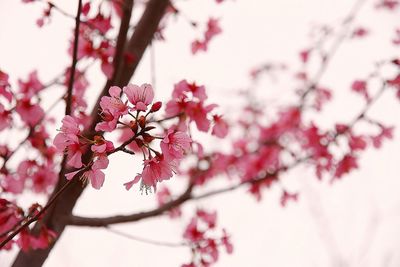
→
(105, 226, 186, 247)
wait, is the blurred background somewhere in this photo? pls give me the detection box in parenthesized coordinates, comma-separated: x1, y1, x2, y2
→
(0, 0, 400, 266)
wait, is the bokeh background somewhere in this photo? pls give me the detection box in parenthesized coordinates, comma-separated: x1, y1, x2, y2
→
(1, 0, 400, 266)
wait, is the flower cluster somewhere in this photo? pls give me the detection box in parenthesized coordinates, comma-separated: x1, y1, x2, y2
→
(191, 18, 222, 54)
(53, 83, 201, 191)
(166, 79, 228, 137)
(182, 209, 233, 267)
(0, 199, 56, 251)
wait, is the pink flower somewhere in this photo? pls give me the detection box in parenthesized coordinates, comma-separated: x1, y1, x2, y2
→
(221, 229, 233, 254)
(349, 135, 367, 151)
(191, 40, 208, 54)
(141, 156, 177, 187)
(376, 0, 399, 10)
(91, 136, 114, 154)
(191, 18, 221, 55)
(183, 218, 203, 242)
(30, 227, 57, 249)
(18, 71, 43, 98)
(334, 154, 358, 179)
(123, 83, 154, 111)
(96, 86, 128, 132)
(280, 190, 298, 207)
(351, 80, 370, 101)
(173, 80, 207, 101)
(371, 125, 394, 148)
(211, 115, 228, 138)
(161, 130, 191, 160)
(352, 27, 369, 38)
(205, 18, 222, 41)
(0, 103, 12, 131)
(196, 209, 217, 228)
(0, 199, 23, 235)
(0, 70, 12, 102)
(16, 99, 44, 127)
(156, 186, 182, 218)
(187, 102, 217, 132)
(59, 115, 80, 134)
(123, 174, 141, 191)
(65, 156, 109, 190)
(299, 49, 310, 63)
(53, 115, 83, 168)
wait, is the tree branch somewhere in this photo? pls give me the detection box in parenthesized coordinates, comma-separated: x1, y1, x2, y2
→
(68, 183, 193, 227)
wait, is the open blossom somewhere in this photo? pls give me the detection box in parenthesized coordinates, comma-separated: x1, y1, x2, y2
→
(0, 103, 12, 131)
(205, 18, 222, 41)
(161, 130, 191, 160)
(0, 70, 13, 102)
(142, 156, 177, 187)
(16, 99, 44, 127)
(96, 86, 128, 132)
(351, 80, 370, 101)
(91, 136, 114, 154)
(173, 80, 207, 101)
(125, 156, 177, 190)
(53, 115, 84, 168)
(65, 156, 109, 190)
(191, 40, 208, 54)
(123, 83, 154, 111)
(18, 70, 43, 98)
(191, 18, 222, 55)
(211, 115, 228, 138)
(187, 102, 217, 132)
(334, 154, 358, 179)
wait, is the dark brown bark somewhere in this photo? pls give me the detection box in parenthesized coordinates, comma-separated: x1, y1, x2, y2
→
(11, 0, 169, 266)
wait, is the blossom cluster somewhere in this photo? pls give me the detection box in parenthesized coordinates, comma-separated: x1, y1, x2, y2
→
(53, 81, 225, 191)
(182, 209, 233, 267)
(191, 18, 222, 54)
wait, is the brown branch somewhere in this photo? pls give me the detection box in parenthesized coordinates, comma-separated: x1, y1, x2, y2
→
(68, 183, 193, 227)
(65, 0, 83, 116)
(90, 0, 170, 126)
(110, 0, 134, 83)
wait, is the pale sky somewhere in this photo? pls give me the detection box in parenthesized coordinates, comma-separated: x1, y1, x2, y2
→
(1, 0, 400, 266)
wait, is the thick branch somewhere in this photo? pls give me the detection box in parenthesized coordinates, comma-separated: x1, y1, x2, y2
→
(90, 0, 170, 125)
(65, 0, 83, 116)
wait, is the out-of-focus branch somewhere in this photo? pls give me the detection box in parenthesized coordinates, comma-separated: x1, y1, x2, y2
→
(104, 226, 186, 247)
(299, 0, 367, 104)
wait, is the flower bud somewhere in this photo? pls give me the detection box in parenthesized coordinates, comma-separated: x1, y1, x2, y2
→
(129, 120, 138, 133)
(138, 115, 146, 128)
(150, 101, 162, 112)
(142, 133, 155, 143)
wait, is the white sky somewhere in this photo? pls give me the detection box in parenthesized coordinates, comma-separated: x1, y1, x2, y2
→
(1, 0, 400, 266)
